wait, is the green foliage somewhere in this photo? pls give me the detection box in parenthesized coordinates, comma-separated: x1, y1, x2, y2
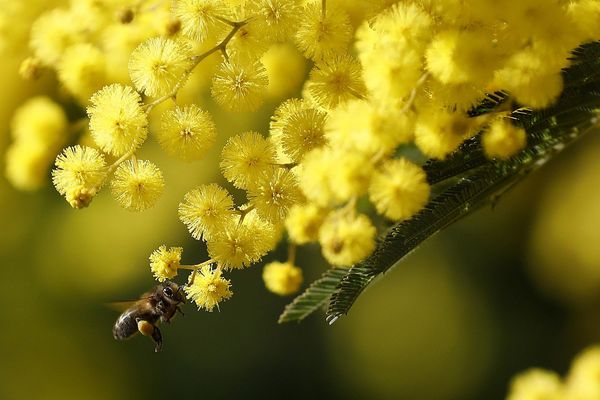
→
(278, 268, 348, 323)
(279, 41, 600, 324)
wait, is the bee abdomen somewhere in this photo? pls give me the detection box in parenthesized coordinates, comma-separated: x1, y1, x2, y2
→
(113, 312, 138, 340)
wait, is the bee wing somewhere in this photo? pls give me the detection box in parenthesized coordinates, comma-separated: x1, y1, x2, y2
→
(105, 300, 139, 312)
(105, 297, 152, 312)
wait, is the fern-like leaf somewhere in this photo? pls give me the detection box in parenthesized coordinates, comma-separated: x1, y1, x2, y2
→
(280, 41, 600, 324)
(326, 42, 600, 324)
(278, 268, 348, 323)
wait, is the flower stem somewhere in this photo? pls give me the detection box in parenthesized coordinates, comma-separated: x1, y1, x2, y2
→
(143, 19, 249, 114)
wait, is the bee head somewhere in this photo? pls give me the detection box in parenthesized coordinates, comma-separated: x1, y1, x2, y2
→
(161, 281, 186, 304)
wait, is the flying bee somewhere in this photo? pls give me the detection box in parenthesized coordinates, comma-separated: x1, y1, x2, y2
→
(112, 281, 186, 352)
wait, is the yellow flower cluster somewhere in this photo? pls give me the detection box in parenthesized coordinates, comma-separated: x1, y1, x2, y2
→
(6, 97, 68, 190)
(4, 0, 599, 311)
(507, 345, 600, 400)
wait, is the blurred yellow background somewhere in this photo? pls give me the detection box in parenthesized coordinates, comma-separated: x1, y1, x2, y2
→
(3, 2, 600, 400)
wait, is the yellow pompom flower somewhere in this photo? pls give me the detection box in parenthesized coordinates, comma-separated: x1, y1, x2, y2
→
(87, 84, 148, 156)
(494, 48, 566, 109)
(52, 145, 107, 209)
(303, 55, 366, 110)
(58, 43, 107, 103)
(240, 207, 282, 258)
(299, 146, 373, 206)
(285, 203, 326, 244)
(568, 0, 600, 42)
(326, 99, 414, 156)
(506, 369, 563, 400)
(294, 3, 352, 61)
(157, 105, 217, 161)
(5, 141, 54, 191)
(211, 57, 269, 112)
(29, 8, 86, 66)
(269, 98, 308, 163)
(11, 96, 67, 146)
(369, 159, 430, 221)
(414, 109, 477, 160)
(149, 245, 183, 282)
(330, 150, 374, 202)
(370, 2, 433, 46)
(220, 131, 277, 190)
(178, 184, 236, 240)
(247, 0, 302, 42)
(174, 0, 230, 42)
(297, 147, 337, 207)
(110, 159, 165, 211)
(502, 1, 579, 52)
(270, 98, 308, 139)
(425, 79, 487, 113)
(356, 3, 431, 101)
(129, 37, 193, 98)
(101, 21, 156, 85)
(261, 43, 307, 100)
(482, 119, 527, 160)
(184, 265, 233, 312)
(359, 39, 424, 102)
(248, 168, 303, 223)
(425, 29, 501, 86)
(508, 73, 564, 111)
(228, 15, 272, 58)
(262, 261, 303, 296)
(279, 108, 328, 162)
(565, 346, 600, 400)
(207, 221, 263, 270)
(319, 211, 376, 267)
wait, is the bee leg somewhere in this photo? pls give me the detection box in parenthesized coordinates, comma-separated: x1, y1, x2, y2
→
(151, 326, 163, 352)
(176, 306, 185, 317)
(136, 319, 163, 352)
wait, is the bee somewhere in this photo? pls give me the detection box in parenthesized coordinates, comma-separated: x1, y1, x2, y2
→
(112, 281, 186, 352)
